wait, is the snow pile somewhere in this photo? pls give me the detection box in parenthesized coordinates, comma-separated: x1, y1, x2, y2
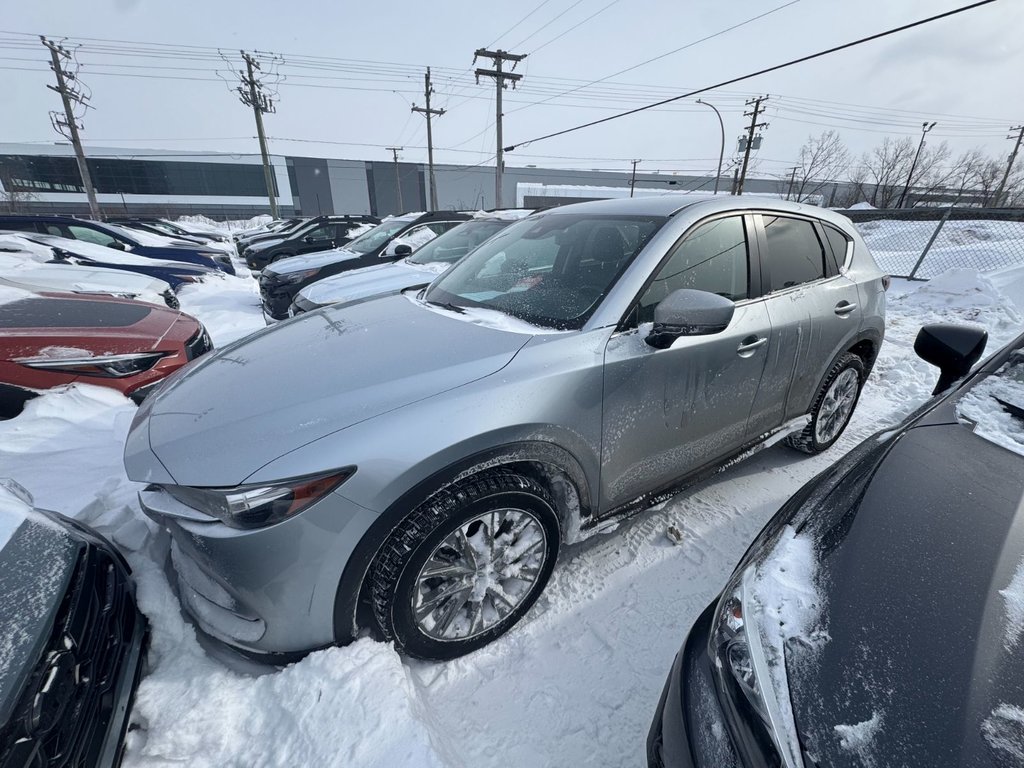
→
(177, 214, 270, 234)
(956, 358, 1024, 458)
(982, 704, 1024, 763)
(846, 202, 876, 210)
(176, 274, 266, 346)
(833, 710, 884, 765)
(126, 604, 449, 768)
(900, 268, 1020, 321)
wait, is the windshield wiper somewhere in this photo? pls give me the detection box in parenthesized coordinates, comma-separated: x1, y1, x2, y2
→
(426, 298, 466, 314)
(995, 396, 1024, 422)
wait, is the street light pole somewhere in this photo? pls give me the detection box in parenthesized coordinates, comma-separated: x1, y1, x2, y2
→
(696, 99, 725, 195)
(897, 121, 936, 209)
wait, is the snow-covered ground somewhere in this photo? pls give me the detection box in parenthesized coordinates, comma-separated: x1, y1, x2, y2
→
(2, 263, 1023, 767)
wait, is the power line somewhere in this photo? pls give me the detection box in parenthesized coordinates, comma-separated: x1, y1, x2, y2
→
(510, 0, 588, 49)
(529, 0, 625, 55)
(486, 0, 556, 48)
(504, 0, 1003, 152)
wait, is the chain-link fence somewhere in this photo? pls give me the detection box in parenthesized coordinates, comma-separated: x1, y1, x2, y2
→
(841, 208, 1024, 280)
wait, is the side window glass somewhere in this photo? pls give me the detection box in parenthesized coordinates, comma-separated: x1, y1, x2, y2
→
(68, 225, 118, 248)
(636, 216, 748, 324)
(399, 225, 439, 250)
(762, 216, 825, 291)
(305, 225, 334, 242)
(45, 224, 65, 236)
(823, 224, 850, 270)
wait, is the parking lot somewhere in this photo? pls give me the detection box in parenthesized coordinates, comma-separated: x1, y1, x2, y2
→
(2, 212, 1022, 766)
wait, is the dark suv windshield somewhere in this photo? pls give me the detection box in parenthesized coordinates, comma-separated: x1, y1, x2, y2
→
(346, 219, 411, 255)
(408, 219, 513, 266)
(424, 213, 666, 330)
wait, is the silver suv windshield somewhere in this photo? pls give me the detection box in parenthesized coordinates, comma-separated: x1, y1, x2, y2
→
(424, 213, 666, 330)
(346, 218, 412, 254)
(408, 219, 511, 266)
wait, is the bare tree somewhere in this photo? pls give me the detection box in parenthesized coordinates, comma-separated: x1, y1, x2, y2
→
(789, 131, 849, 203)
(0, 169, 37, 214)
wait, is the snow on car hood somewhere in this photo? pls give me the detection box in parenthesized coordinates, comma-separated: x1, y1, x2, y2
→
(0, 262, 170, 301)
(299, 260, 439, 307)
(268, 246, 361, 274)
(128, 294, 533, 486)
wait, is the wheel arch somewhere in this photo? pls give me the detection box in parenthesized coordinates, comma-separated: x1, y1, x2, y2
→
(332, 440, 593, 643)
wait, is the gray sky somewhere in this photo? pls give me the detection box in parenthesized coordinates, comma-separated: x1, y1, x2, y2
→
(3, 0, 1023, 182)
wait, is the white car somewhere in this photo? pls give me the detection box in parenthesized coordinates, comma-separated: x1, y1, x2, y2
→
(0, 236, 177, 307)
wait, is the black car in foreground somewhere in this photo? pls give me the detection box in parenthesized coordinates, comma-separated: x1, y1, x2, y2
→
(0, 480, 147, 767)
(241, 214, 380, 272)
(648, 322, 1024, 768)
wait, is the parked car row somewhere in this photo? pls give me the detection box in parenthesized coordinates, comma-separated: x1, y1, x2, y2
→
(9, 196, 1019, 768)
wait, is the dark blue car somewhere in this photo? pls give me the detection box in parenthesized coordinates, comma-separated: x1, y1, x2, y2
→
(0, 215, 235, 274)
(7, 232, 220, 290)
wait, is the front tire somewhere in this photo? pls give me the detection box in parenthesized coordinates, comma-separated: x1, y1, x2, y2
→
(369, 471, 560, 660)
(785, 353, 865, 454)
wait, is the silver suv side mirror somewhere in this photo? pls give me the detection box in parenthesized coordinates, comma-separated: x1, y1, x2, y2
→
(645, 289, 735, 349)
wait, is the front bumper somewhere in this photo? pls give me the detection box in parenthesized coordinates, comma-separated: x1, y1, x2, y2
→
(244, 251, 275, 272)
(137, 485, 378, 659)
(648, 602, 740, 768)
(0, 539, 148, 768)
(258, 277, 300, 321)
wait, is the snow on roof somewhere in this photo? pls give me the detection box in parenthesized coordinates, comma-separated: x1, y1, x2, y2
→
(472, 209, 534, 221)
(0, 284, 34, 306)
(956, 355, 1024, 459)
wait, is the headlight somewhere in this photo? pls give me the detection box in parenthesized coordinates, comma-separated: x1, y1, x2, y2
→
(277, 268, 321, 285)
(17, 351, 167, 378)
(165, 468, 355, 529)
(709, 526, 825, 768)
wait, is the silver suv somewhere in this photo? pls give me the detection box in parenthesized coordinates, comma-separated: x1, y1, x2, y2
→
(124, 196, 885, 662)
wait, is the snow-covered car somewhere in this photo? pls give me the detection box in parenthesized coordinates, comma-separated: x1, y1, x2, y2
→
(241, 214, 381, 272)
(126, 196, 886, 663)
(0, 231, 220, 291)
(0, 215, 234, 274)
(0, 479, 147, 767)
(258, 211, 471, 321)
(0, 289, 213, 416)
(110, 218, 237, 257)
(647, 322, 1024, 768)
(0, 242, 177, 308)
(290, 210, 534, 315)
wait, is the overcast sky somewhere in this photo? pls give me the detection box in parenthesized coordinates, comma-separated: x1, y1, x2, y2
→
(3, 0, 1023, 182)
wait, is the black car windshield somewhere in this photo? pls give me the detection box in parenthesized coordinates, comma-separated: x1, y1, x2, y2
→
(424, 213, 667, 330)
(408, 219, 512, 266)
(346, 219, 412, 255)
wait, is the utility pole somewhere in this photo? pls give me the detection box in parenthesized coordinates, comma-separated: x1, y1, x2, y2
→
(736, 96, 768, 196)
(785, 166, 799, 201)
(474, 48, 526, 208)
(629, 159, 641, 197)
(386, 147, 404, 212)
(41, 37, 100, 219)
(994, 125, 1024, 208)
(412, 68, 446, 210)
(238, 51, 279, 218)
(897, 121, 936, 209)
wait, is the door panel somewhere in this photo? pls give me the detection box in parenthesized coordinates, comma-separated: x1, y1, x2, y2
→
(749, 289, 812, 437)
(600, 300, 771, 512)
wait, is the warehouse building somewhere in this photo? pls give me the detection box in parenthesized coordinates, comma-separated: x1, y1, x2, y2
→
(0, 141, 830, 219)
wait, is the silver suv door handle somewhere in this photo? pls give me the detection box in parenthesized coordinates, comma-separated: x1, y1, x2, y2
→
(737, 337, 767, 354)
(835, 301, 857, 316)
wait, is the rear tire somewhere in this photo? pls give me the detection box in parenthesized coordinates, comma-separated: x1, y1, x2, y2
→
(369, 470, 560, 660)
(785, 353, 865, 454)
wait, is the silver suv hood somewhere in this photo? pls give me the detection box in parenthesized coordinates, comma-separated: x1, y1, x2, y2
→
(126, 295, 532, 486)
(299, 260, 441, 307)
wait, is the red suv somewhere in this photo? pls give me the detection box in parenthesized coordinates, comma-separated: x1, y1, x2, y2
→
(0, 292, 212, 416)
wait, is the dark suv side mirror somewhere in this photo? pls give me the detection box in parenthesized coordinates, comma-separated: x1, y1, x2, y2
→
(393, 244, 413, 257)
(108, 241, 127, 251)
(914, 323, 988, 395)
(303, 235, 317, 244)
(645, 289, 735, 350)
